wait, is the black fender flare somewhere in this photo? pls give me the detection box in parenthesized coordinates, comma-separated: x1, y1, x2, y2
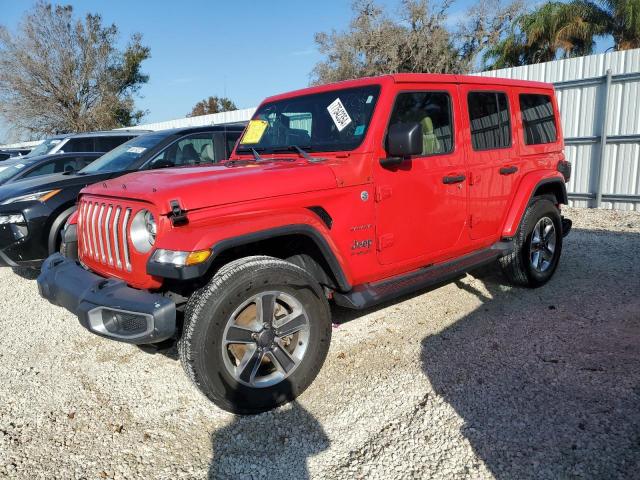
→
(211, 225, 351, 291)
(147, 224, 352, 292)
(532, 177, 568, 205)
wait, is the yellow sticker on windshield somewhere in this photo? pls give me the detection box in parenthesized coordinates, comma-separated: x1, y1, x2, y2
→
(240, 119, 268, 144)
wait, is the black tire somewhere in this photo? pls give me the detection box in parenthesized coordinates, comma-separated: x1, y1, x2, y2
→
(178, 255, 331, 414)
(499, 197, 563, 288)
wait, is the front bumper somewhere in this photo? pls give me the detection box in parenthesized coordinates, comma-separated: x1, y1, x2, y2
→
(37, 253, 176, 344)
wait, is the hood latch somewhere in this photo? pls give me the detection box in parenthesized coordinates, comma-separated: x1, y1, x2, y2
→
(169, 200, 188, 226)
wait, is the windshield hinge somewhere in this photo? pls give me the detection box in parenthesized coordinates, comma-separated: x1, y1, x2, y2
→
(169, 200, 188, 226)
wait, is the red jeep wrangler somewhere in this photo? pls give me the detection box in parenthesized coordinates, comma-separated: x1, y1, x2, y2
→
(38, 74, 572, 414)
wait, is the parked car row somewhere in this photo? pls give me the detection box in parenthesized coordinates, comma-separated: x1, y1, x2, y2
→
(0, 125, 244, 267)
(5, 74, 571, 415)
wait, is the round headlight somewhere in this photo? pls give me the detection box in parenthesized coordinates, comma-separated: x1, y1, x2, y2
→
(130, 209, 156, 253)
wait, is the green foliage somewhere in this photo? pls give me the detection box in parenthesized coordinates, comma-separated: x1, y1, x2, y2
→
(484, 0, 640, 69)
(187, 96, 237, 117)
(0, 1, 150, 137)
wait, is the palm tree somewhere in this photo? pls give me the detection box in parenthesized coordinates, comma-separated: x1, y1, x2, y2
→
(484, 0, 640, 69)
(484, 3, 592, 68)
(577, 0, 640, 49)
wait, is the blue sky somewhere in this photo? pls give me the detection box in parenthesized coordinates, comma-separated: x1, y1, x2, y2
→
(0, 0, 611, 142)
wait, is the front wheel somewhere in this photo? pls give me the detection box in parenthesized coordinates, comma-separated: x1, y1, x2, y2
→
(178, 256, 331, 414)
(499, 197, 563, 288)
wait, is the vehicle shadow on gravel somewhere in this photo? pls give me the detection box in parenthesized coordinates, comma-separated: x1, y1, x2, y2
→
(208, 382, 329, 479)
(11, 266, 40, 280)
(420, 229, 640, 479)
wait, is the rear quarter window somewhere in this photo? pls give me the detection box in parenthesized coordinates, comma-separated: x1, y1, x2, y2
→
(519, 94, 557, 145)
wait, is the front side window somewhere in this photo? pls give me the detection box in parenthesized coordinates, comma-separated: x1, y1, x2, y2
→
(388, 91, 453, 155)
(238, 85, 381, 153)
(519, 94, 557, 145)
(22, 160, 56, 178)
(468, 92, 511, 150)
(23, 156, 91, 179)
(146, 133, 218, 169)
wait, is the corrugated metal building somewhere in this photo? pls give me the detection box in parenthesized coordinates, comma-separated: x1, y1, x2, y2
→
(477, 49, 640, 210)
(114, 107, 256, 131)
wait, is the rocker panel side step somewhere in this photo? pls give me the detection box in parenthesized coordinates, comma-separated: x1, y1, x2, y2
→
(334, 245, 508, 310)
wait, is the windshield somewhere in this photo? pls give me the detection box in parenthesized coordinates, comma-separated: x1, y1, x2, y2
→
(0, 159, 31, 184)
(79, 133, 167, 174)
(237, 85, 380, 154)
(24, 138, 63, 157)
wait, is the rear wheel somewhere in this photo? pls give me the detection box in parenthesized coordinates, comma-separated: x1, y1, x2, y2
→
(178, 256, 331, 414)
(499, 197, 563, 287)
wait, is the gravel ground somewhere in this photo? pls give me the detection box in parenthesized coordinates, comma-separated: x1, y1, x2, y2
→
(1, 207, 639, 479)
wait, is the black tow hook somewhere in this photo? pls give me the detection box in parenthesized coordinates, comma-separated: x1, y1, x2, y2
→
(561, 217, 572, 237)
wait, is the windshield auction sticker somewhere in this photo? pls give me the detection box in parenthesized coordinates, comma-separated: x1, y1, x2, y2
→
(127, 146, 146, 154)
(327, 98, 352, 132)
(240, 119, 269, 144)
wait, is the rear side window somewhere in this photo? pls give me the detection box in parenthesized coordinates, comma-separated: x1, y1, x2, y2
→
(468, 92, 511, 150)
(519, 94, 557, 145)
(63, 137, 94, 152)
(94, 136, 132, 152)
(388, 92, 453, 155)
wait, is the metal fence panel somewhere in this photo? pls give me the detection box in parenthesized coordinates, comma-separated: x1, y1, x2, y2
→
(477, 48, 640, 210)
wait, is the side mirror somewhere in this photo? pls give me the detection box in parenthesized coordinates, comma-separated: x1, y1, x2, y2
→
(382, 122, 423, 167)
(64, 164, 74, 173)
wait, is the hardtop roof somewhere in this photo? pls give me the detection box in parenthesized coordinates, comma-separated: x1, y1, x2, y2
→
(262, 73, 553, 104)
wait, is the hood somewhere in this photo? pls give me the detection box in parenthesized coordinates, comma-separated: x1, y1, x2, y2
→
(82, 161, 338, 214)
(0, 171, 114, 202)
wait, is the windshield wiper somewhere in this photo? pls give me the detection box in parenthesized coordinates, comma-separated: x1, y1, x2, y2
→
(251, 148, 263, 162)
(271, 145, 326, 163)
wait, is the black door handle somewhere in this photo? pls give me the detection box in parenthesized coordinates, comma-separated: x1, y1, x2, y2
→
(499, 166, 518, 175)
(443, 174, 466, 184)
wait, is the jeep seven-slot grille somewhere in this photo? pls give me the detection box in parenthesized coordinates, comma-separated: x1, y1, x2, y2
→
(78, 200, 132, 271)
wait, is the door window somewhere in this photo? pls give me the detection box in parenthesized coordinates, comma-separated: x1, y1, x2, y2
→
(22, 160, 56, 178)
(468, 92, 511, 150)
(147, 133, 217, 169)
(519, 94, 557, 145)
(22, 156, 87, 178)
(63, 137, 94, 152)
(388, 92, 453, 155)
(94, 136, 133, 152)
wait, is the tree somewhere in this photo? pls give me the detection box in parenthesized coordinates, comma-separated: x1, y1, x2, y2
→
(187, 96, 237, 117)
(311, 0, 526, 83)
(457, 0, 525, 71)
(0, 2, 150, 138)
(311, 0, 464, 85)
(572, 0, 640, 50)
(483, 0, 640, 69)
(484, 2, 599, 68)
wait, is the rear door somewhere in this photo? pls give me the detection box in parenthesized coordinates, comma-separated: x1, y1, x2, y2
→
(374, 83, 468, 266)
(461, 87, 521, 240)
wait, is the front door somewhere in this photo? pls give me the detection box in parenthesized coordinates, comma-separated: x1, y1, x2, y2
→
(374, 84, 468, 266)
(461, 87, 521, 240)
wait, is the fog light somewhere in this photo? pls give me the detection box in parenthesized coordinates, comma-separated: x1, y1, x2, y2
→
(87, 307, 153, 339)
